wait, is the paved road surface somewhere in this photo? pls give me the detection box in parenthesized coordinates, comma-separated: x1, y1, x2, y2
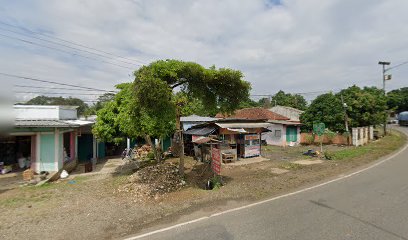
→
(130, 127, 408, 240)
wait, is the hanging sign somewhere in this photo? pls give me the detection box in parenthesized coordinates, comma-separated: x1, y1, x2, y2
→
(211, 147, 221, 175)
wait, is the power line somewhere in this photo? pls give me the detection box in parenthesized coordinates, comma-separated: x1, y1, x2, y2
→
(386, 60, 408, 71)
(14, 85, 116, 92)
(0, 21, 147, 65)
(0, 26, 142, 66)
(15, 91, 103, 96)
(0, 33, 134, 70)
(0, 72, 117, 93)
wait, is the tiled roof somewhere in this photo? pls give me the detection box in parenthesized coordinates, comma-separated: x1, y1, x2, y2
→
(216, 108, 290, 121)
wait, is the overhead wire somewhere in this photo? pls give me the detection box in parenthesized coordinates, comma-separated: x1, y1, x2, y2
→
(0, 21, 147, 65)
(0, 33, 134, 70)
(0, 26, 142, 66)
(13, 85, 116, 92)
(0, 72, 117, 93)
(14, 91, 103, 96)
(386, 60, 408, 71)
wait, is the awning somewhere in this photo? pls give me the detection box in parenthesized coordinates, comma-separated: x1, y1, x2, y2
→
(227, 128, 247, 133)
(184, 126, 217, 136)
(64, 120, 94, 126)
(192, 136, 221, 144)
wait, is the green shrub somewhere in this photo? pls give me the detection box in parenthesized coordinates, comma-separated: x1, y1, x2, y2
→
(325, 130, 337, 144)
(146, 151, 155, 160)
(324, 151, 335, 160)
(209, 176, 223, 189)
(305, 134, 315, 145)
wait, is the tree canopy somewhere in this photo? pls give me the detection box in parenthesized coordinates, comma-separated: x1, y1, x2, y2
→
(387, 87, 408, 113)
(339, 86, 387, 128)
(300, 92, 345, 132)
(93, 59, 251, 167)
(23, 95, 89, 116)
(84, 93, 116, 116)
(270, 90, 308, 110)
(300, 85, 388, 132)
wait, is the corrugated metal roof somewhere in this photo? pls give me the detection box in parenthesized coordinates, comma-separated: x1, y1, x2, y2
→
(184, 126, 217, 136)
(215, 122, 271, 129)
(216, 108, 289, 121)
(180, 115, 218, 122)
(15, 120, 80, 128)
(268, 120, 302, 126)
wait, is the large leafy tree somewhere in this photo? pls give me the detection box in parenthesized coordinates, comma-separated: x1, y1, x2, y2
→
(24, 95, 89, 116)
(92, 82, 175, 161)
(94, 60, 251, 174)
(134, 60, 251, 174)
(271, 90, 308, 110)
(387, 87, 408, 113)
(300, 92, 345, 132)
(339, 86, 387, 128)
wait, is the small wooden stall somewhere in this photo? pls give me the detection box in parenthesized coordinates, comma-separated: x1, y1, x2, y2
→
(216, 120, 270, 159)
(184, 119, 270, 162)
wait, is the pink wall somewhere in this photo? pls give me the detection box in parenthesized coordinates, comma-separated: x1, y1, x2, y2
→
(70, 132, 76, 160)
(30, 135, 36, 171)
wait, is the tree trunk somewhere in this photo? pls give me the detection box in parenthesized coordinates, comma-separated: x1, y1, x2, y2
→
(144, 135, 161, 163)
(176, 108, 184, 175)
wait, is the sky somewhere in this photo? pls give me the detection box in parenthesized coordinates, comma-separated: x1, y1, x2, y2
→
(0, 0, 407, 104)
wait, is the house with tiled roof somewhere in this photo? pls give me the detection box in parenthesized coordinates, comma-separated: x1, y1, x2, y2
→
(216, 107, 301, 146)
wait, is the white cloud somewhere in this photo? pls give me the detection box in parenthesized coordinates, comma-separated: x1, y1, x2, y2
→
(0, 0, 407, 103)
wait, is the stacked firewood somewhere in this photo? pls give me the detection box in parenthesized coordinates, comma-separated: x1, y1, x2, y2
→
(133, 144, 152, 159)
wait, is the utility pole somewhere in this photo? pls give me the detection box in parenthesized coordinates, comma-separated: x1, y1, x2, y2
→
(378, 61, 391, 136)
(340, 94, 349, 132)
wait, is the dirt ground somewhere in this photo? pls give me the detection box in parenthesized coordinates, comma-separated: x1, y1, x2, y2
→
(0, 130, 405, 240)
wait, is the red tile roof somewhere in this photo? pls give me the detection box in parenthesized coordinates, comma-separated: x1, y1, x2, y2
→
(216, 107, 290, 121)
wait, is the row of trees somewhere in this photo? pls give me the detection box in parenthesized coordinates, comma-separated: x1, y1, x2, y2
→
(20, 94, 115, 116)
(300, 86, 389, 132)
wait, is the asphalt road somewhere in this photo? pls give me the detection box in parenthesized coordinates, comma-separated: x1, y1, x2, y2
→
(130, 127, 408, 240)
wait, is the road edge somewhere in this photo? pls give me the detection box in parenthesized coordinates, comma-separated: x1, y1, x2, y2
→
(125, 128, 408, 240)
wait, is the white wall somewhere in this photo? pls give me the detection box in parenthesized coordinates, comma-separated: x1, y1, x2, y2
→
(14, 105, 78, 120)
(262, 124, 285, 146)
(59, 108, 77, 120)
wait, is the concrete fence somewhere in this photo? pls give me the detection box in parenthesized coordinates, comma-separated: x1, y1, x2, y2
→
(300, 133, 350, 145)
(352, 126, 374, 146)
(300, 125, 374, 146)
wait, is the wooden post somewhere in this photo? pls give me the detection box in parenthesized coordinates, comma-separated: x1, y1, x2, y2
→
(176, 107, 184, 175)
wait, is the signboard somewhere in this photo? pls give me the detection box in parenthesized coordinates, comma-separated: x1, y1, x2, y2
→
(244, 134, 260, 157)
(313, 123, 325, 136)
(211, 147, 221, 175)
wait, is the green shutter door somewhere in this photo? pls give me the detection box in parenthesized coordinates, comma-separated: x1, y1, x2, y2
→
(286, 126, 298, 142)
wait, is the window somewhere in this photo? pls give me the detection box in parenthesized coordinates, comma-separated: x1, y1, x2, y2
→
(274, 130, 281, 138)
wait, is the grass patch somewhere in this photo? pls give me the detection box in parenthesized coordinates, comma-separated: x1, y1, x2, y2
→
(279, 162, 303, 170)
(332, 130, 406, 161)
(0, 192, 52, 208)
